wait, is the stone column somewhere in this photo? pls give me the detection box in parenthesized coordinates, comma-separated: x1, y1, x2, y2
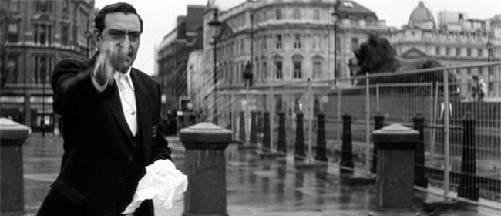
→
(180, 123, 232, 216)
(0, 118, 30, 215)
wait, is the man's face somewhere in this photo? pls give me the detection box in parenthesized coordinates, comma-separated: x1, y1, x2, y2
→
(98, 12, 141, 73)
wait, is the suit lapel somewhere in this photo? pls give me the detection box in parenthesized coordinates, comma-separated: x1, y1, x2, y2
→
(105, 83, 136, 146)
(130, 69, 153, 162)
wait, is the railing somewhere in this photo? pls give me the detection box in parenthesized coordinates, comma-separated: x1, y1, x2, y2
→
(197, 61, 501, 207)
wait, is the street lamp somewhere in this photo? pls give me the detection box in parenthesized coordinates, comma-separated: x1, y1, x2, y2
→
(331, 1, 340, 80)
(208, 8, 222, 124)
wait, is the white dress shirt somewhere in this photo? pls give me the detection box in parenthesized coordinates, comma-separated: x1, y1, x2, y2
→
(92, 67, 137, 136)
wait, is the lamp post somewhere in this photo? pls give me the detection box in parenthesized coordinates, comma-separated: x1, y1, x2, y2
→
(331, 0, 340, 80)
(208, 8, 222, 124)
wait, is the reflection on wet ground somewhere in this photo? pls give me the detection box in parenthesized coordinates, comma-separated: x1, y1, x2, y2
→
(21, 135, 501, 216)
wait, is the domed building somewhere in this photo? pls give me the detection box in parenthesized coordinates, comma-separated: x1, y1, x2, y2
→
(390, 1, 501, 100)
(408, 1, 435, 30)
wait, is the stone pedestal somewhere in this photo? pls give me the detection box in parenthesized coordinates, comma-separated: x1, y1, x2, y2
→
(180, 123, 232, 216)
(372, 124, 418, 212)
(1, 118, 30, 215)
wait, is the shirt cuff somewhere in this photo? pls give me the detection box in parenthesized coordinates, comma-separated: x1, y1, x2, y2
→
(91, 74, 108, 92)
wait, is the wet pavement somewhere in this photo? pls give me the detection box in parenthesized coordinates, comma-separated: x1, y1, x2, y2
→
(20, 134, 501, 216)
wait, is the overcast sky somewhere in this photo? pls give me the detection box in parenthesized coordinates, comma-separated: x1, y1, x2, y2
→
(94, 0, 501, 76)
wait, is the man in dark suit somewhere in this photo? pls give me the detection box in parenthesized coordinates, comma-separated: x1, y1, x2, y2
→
(37, 2, 171, 216)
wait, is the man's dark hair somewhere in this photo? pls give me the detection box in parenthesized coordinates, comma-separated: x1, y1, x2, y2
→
(94, 2, 143, 35)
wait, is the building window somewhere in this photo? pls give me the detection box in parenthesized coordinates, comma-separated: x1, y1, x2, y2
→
(466, 48, 471, 57)
(294, 95, 302, 113)
(240, 38, 244, 55)
(62, 0, 69, 14)
(7, 23, 19, 42)
(335, 36, 340, 52)
(275, 95, 283, 112)
(446, 47, 450, 56)
(262, 36, 267, 50)
(6, 56, 18, 83)
(435, 47, 440, 55)
(293, 8, 301, 19)
(293, 34, 301, 49)
(313, 61, 322, 79)
(34, 56, 50, 84)
(351, 37, 358, 51)
(276, 9, 282, 20)
(293, 61, 302, 79)
(478, 48, 483, 57)
(456, 47, 461, 56)
(262, 61, 268, 81)
(61, 24, 69, 46)
(36, 0, 51, 13)
(276, 34, 282, 49)
(73, 24, 78, 46)
(313, 9, 320, 20)
(275, 61, 283, 80)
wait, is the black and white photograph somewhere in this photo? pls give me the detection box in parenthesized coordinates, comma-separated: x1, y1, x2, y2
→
(2, 0, 501, 215)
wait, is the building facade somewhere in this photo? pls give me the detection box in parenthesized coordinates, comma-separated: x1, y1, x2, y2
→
(390, 1, 501, 99)
(155, 5, 206, 116)
(0, 0, 95, 131)
(200, 0, 390, 123)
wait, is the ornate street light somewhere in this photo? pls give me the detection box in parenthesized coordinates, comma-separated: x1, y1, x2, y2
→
(208, 8, 222, 124)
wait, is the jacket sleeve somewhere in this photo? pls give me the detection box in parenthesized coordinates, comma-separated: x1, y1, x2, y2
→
(152, 82, 172, 161)
(52, 58, 104, 116)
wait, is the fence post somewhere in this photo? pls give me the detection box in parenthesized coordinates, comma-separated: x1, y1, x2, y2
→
(413, 113, 428, 188)
(371, 114, 385, 174)
(458, 114, 479, 201)
(250, 110, 257, 145)
(239, 111, 245, 142)
(277, 112, 287, 153)
(180, 123, 232, 216)
(372, 124, 418, 210)
(340, 114, 354, 174)
(294, 112, 305, 160)
(315, 112, 327, 162)
(262, 111, 271, 152)
(0, 118, 30, 215)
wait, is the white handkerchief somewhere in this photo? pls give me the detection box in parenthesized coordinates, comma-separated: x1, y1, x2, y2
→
(122, 159, 188, 214)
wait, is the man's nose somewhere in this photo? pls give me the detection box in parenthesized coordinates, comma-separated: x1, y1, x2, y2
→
(119, 35, 131, 52)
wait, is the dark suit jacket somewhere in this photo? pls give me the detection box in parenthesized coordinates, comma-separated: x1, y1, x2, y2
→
(37, 56, 171, 216)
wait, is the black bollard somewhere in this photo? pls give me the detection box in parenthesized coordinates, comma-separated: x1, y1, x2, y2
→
(315, 112, 327, 162)
(413, 114, 428, 188)
(239, 111, 245, 142)
(340, 114, 354, 174)
(277, 112, 287, 153)
(250, 111, 257, 145)
(371, 114, 385, 174)
(262, 112, 271, 152)
(190, 113, 196, 126)
(294, 112, 305, 160)
(458, 115, 479, 201)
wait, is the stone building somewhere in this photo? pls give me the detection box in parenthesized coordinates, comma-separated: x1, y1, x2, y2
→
(390, 1, 501, 99)
(0, 0, 95, 132)
(155, 5, 206, 115)
(201, 0, 390, 124)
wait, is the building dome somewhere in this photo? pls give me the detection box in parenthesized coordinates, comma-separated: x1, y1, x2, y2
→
(409, 1, 435, 27)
